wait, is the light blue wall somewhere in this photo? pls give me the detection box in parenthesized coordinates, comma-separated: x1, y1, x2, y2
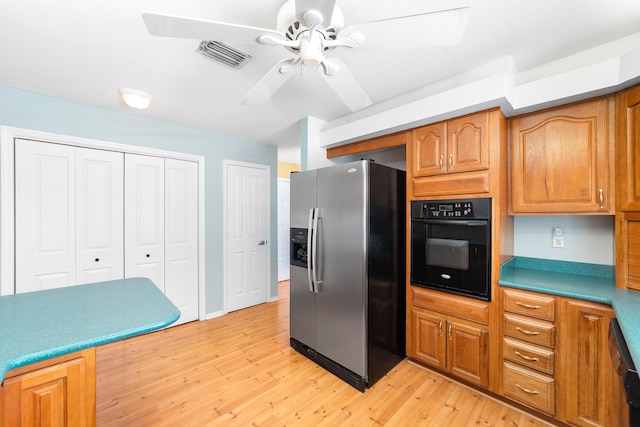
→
(0, 85, 279, 316)
(513, 215, 615, 265)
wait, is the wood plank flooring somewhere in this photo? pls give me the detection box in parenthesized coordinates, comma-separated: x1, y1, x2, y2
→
(96, 281, 556, 426)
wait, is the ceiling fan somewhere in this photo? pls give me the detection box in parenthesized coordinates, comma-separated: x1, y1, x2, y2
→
(142, 0, 471, 112)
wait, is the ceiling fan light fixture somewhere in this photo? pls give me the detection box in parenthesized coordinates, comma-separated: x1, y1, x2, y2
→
(118, 88, 154, 109)
(299, 36, 323, 68)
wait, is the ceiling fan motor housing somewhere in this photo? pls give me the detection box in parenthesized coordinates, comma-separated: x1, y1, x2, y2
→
(276, 0, 344, 53)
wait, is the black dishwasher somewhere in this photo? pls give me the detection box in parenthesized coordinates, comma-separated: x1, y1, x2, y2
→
(609, 318, 640, 426)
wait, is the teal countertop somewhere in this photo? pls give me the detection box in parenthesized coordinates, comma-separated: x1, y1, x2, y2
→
(500, 257, 640, 370)
(0, 277, 180, 383)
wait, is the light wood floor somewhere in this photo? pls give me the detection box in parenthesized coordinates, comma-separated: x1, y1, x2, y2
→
(96, 281, 556, 426)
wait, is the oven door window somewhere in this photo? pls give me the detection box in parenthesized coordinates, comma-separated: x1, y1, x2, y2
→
(427, 238, 469, 270)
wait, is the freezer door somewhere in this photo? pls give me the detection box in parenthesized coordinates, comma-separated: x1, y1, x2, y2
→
(290, 170, 316, 229)
(315, 161, 368, 377)
(290, 265, 317, 347)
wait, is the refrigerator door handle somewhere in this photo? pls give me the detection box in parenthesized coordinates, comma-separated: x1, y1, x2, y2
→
(311, 208, 320, 293)
(307, 208, 315, 293)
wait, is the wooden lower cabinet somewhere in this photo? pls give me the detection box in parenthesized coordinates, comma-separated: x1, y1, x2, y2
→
(499, 288, 627, 427)
(1, 348, 96, 427)
(560, 299, 624, 427)
(410, 307, 489, 388)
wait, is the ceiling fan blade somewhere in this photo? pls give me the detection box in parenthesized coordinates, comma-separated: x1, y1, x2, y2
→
(142, 11, 284, 45)
(340, 7, 471, 50)
(295, 0, 337, 27)
(319, 58, 372, 112)
(241, 59, 299, 106)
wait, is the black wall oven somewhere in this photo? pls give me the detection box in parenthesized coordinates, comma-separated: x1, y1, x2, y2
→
(410, 198, 491, 301)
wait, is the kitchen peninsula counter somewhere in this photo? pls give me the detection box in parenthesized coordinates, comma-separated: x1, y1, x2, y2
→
(499, 256, 640, 369)
(0, 277, 180, 383)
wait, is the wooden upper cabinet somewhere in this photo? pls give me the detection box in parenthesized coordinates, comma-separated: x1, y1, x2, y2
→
(447, 112, 490, 174)
(617, 84, 640, 211)
(413, 122, 445, 176)
(510, 97, 615, 214)
(413, 111, 489, 177)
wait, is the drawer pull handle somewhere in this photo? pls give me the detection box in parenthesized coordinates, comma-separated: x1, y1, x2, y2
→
(515, 301, 541, 310)
(516, 384, 539, 395)
(515, 351, 539, 362)
(516, 327, 540, 336)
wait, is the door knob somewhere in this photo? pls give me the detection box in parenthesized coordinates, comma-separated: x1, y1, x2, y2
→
(258, 240, 267, 246)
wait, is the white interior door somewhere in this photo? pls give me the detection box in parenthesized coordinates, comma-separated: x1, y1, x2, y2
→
(225, 161, 270, 312)
(165, 158, 199, 324)
(15, 140, 75, 292)
(76, 147, 124, 284)
(125, 154, 165, 292)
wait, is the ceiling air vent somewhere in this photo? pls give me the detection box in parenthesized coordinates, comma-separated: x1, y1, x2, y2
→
(196, 41, 252, 69)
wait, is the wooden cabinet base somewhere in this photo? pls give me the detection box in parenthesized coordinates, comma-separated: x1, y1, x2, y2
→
(1, 348, 96, 427)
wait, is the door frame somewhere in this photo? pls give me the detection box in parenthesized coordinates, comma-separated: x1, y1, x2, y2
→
(222, 159, 271, 313)
(0, 126, 206, 321)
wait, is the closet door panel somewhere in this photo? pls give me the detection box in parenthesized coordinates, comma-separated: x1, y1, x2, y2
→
(15, 140, 76, 293)
(124, 154, 165, 292)
(76, 148, 124, 285)
(165, 159, 198, 324)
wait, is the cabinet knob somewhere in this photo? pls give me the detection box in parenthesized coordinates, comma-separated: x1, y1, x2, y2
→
(94, 258, 100, 262)
(146, 254, 150, 258)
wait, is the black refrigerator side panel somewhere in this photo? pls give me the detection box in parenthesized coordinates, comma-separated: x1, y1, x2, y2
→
(367, 163, 406, 386)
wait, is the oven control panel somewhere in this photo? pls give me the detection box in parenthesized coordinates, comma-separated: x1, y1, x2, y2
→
(424, 201, 474, 218)
(411, 198, 491, 220)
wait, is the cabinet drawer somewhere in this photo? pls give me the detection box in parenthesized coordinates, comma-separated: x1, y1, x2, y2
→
(503, 313, 555, 348)
(411, 287, 489, 325)
(503, 337, 554, 375)
(503, 361, 555, 415)
(502, 289, 555, 321)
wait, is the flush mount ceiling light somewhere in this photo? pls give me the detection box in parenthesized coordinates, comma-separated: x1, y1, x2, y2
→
(118, 88, 154, 109)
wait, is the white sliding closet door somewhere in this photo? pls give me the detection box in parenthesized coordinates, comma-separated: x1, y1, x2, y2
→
(76, 147, 124, 284)
(124, 154, 165, 292)
(15, 140, 76, 292)
(165, 159, 199, 324)
(15, 140, 124, 293)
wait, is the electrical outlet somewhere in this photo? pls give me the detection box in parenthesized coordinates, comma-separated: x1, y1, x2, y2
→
(552, 227, 565, 248)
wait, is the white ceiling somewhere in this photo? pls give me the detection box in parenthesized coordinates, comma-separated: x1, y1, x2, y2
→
(1, 0, 640, 148)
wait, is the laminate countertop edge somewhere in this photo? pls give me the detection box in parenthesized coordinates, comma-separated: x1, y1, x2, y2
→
(0, 277, 180, 383)
(499, 257, 640, 370)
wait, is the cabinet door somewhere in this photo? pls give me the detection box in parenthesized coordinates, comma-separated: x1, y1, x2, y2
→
(510, 98, 613, 214)
(76, 147, 124, 285)
(562, 300, 622, 427)
(1, 349, 95, 427)
(446, 111, 489, 174)
(412, 122, 445, 177)
(618, 84, 640, 211)
(410, 309, 446, 370)
(15, 140, 76, 293)
(165, 159, 198, 324)
(446, 319, 489, 387)
(124, 154, 165, 292)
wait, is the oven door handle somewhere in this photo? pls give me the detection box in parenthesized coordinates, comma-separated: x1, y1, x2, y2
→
(417, 219, 488, 226)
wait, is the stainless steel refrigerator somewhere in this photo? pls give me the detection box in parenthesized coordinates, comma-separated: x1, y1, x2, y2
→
(289, 160, 405, 391)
